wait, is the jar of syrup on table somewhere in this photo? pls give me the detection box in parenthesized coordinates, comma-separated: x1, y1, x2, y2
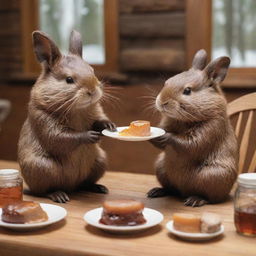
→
(0, 169, 23, 207)
(234, 173, 256, 236)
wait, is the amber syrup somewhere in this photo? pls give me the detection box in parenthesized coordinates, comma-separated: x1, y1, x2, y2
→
(0, 185, 23, 207)
(235, 205, 256, 236)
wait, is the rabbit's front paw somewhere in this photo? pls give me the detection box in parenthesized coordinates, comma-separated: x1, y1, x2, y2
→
(84, 131, 101, 144)
(92, 120, 117, 132)
(47, 191, 70, 203)
(150, 133, 170, 149)
(184, 196, 208, 207)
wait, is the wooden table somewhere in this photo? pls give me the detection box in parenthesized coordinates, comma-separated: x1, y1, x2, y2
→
(0, 160, 255, 256)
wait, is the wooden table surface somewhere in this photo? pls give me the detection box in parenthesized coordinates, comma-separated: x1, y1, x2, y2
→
(0, 160, 255, 256)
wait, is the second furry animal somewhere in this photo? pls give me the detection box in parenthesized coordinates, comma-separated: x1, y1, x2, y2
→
(149, 49, 238, 207)
(18, 30, 116, 203)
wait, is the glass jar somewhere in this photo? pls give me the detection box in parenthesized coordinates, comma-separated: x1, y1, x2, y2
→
(0, 169, 23, 207)
(234, 173, 256, 236)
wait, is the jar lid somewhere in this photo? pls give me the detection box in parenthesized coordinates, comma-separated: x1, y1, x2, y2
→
(238, 173, 256, 186)
(0, 169, 20, 179)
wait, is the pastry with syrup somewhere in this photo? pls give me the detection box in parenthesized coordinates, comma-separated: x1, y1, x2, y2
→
(2, 201, 48, 224)
(100, 199, 146, 226)
(119, 121, 151, 137)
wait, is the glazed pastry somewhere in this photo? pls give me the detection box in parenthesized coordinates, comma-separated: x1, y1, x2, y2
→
(99, 199, 146, 226)
(119, 121, 151, 137)
(173, 213, 201, 233)
(2, 201, 48, 224)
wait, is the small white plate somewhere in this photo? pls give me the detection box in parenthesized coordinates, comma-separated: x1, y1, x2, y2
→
(102, 127, 165, 141)
(0, 203, 67, 231)
(166, 220, 224, 241)
(84, 207, 163, 233)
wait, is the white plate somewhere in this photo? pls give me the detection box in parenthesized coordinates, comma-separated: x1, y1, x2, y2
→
(102, 126, 165, 141)
(166, 220, 224, 241)
(0, 203, 67, 231)
(84, 207, 163, 233)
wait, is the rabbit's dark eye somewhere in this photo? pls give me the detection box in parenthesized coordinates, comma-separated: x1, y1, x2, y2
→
(183, 87, 192, 95)
(66, 77, 74, 84)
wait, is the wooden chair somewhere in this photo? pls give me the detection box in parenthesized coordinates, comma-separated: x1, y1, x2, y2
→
(228, 92, 256, 174)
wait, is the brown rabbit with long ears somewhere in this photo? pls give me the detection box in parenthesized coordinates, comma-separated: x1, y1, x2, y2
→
(18, 30, 116, 203)
(148, 49, 238, 207)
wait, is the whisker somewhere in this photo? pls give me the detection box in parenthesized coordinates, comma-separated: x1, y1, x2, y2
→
(144, 85, 159, 97)
(139, 95, 157, 100)
(142, 104, 159, 120)
(103, 85, 123, 91)
(101, 88, 123, 107)
(100, 94, 122, 110)
(60, 95, 79, 122)
(103, 88, 123, 98)
(45, 97, 73, 115)
(53, 96, 76, 113)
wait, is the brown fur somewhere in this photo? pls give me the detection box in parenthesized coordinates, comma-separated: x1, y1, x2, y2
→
(149, 49, 238, 206)
(18, 31, 115, 202)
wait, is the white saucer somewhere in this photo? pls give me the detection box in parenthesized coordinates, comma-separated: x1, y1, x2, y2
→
(0, 203, 67, 231)
(166, 221, 224, 241)
(84, 207, 163, 234)
(102, 127, 165, 141)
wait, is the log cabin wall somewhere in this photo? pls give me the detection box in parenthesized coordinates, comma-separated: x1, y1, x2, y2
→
(119, 0, 186, 76)
(0, 0, 22, 80)
(0, 0, 255, 170)
(0, 0, 186, 81)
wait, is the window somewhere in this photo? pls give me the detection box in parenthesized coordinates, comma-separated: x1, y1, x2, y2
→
(212, 0, 256, 67)
(186, 0, 256, 88)
(40, 0, 105, 64)
(21, 0, 118, 78)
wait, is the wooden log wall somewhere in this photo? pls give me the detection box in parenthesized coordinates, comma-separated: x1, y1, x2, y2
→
(119, 0, 186, 73)
(0, 0, 186, 81)
(0, 1, 22, 80)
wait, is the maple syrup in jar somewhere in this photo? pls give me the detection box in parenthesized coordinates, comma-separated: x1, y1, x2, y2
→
(234, 173, 256, 236)
(0, 169, 23, 207)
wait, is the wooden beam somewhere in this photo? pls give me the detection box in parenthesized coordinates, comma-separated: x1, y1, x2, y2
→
(120, 13, 185, 38)
(20, 0, 40, 75)
(185, 0, 212, 68)
(120, 0, 185, 13)
(121, 48, 185, 72)
(121, 38, 185, 50)
(102, 0, 119, 72)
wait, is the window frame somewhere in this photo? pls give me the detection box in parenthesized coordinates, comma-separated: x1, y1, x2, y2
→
(186, 0, 256, 88)
(20, 0, 119, 79)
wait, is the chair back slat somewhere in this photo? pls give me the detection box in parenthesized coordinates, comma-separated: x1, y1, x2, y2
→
(235, 112, 243, 138)
(238, 110, 253, 174)
(248, 150, 256, 173)
(228, 93, 256, 174)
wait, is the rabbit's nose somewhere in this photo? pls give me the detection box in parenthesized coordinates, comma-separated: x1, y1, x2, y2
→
(87, 90, 95, 96)
(162, 102, 168, 107)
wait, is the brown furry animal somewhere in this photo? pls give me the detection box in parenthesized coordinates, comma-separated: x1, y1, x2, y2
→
(148, 49, 238, 207)
(18, 30, 116, 203)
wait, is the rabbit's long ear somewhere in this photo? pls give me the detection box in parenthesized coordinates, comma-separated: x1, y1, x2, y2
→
(32, 31, 61, 67)
(69, 30, 83, 57)
(204, 56, 230, 84)
(192, 49, 207, 70)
